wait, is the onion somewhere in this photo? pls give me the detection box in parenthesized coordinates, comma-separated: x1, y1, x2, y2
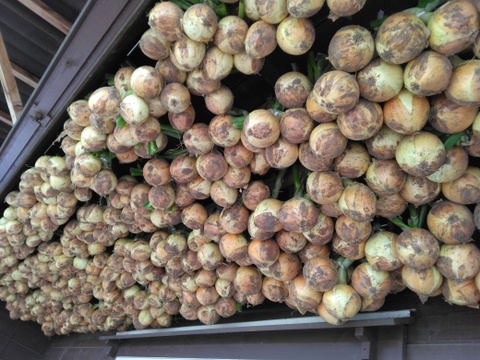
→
(88, 87, 121, 118)
(309, 122, 348, 159)
(197, 243, 224, 271)
(215, 297, 237, 318)
(306, 170, 343, 205)
(365, 231, 402, 271)
(208, 114, 240, 148)
(214, 16, 248, 55)
(275, 72, 312, 109)
(303, 256, 338, 292)
(326, 0, 366, 21)
(441, 167, 480, 205)
(170, 154, 198, 184)
(241, 180, 270, 211)
(402, 265, 443, 298)
(338, 182, 376, 222)
(264, 136, 299, 169)
(442, 277, 480, 308)
(375, 11, 429, 65)
(356, 58, 403, 103)
(233, 51, 265, 75)
(437, 243, 480, 281)
(119, 94, 149, 125)
(299, 142, 333, 172)
(383, 89, 430, 135)
(426, 200, 475, 245)
(334, 142, 371, 179)
(248, 239, 280, 268)
(262, 276, 288, 303)
(148, 1, 184, 42)
(404, 50, 452, 96)
(161, 82, 191, 114)
(182, 4, 217, 43)
(396, 228, 440, 271)
(245, 20, 278, 59)
(312, 70, 359, 115)
(275, 230, 307, 253)
(155, 58, 186, 85)
(234, 266, 262, 296)
(242, 109, 280, 149)
(287, 0, 325, 18)
(139, 28, 170, 61)
(429, 94, 478, 134)
(67, 100, 90, 127)
(428, 0, 480, 56)
(445, 60, 480, 106)
(336, 99, 383, 141)
(287, 275, 322, 312)
(276, 16, 315, 56)
(197, 305, 220, 325)
(351, 262, 391, 299)
(328, 25, 374, 73)
(183, 123, 214, 156)
(322, 283, 361, 320)
(266, 252, 301, 281)
(280, 108, 314, 145)
(305, 92, 337, 123)
(202, 46, 233, 82)
(252, 198, 284, 232)
(168, 104, 195, 132)
(205, 86, 234, 115)
(400, 175, 441, 206)
(278, 196, 319, 233)
(395, 132, 446, 177)
(219, 204, 249, 235)
(335, 215, 371, 244)
(130, 66, 163, 99)
(196, 151, 228, 182)
(365, 159, 406, 196)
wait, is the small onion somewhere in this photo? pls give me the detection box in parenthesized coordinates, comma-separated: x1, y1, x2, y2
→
(182, 4, 217, 43)
(276, 16, 315, 56)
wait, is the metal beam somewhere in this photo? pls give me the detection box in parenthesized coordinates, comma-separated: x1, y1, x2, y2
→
(11, 62, 39, 88)
(0, 32, 23, 124)
(0, 110, 13, 127)
(17, 0, 72, 35)
(100, 310, 415, 341)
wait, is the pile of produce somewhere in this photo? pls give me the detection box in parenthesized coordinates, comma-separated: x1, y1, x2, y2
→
(1, 0, 480, 336)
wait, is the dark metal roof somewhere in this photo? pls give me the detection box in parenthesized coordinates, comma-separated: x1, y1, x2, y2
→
(0, 0, 87, 146)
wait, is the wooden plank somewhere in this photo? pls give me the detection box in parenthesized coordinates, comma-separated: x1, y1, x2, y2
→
(16, 0, 72, 35)
(11, 62, 38, 88)
(0, 32, 23, 124)
(0, 110, 13, 127)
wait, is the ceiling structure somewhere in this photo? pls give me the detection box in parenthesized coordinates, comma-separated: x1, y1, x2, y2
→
(0, 0, 87, 146)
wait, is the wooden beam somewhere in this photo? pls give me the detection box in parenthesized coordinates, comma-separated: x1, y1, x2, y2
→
(11, 62, 39, 88)
(0, 110, 13, 127)
(17, 0, 72, 35)
(0, 32, 23, 124)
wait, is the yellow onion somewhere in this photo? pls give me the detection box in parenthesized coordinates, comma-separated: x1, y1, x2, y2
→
(365, 231, 402, 271)
(306, 170, 343, 205)
(309, 122, 348, 159)
(287, 275, 322, 312)
(403, 50, 452, 96)
(322, 283, 361, 320)
(442, 277, 480, 308)
(276, 16, 315, 56)
(446, 60, 480, 106)
(130, 66, 163, 99)
(396, 228, 439, 271)
(383, 88, 430, 135)
(428, 0, 480, 56)
(430, 93, 478, 134)
(182, 4, 217, 43)
(375, 11, 429, 65)
(441, 167, 480, 205)
(333, 142, 371, 179)
(214, 15, 248, 55)
(351, 262, 391, 299)
(148, 1, 184, 42)
(427, 146, 469, 184)
(264, 136, 299, 169)
(400, 175, 441, 206)
(402, 265, 443, 297)
(356, 58, 403, 103)
(436, 243, 480, 281)
(139, 28, 171, 61)
(275, 72, 312, 109)
(280, 109, 315, 144)
(245, 20, 278, 59)
(336, 99, 383, 141)
(312, 70, 359, 115)
(326, 0, 366, 21)
(426, 200, 475, 245)
(338, 182, 376, 222)
(287, 0, 325, 18)
(303, 256, 338, 292)
(203, 46, 233, 82)
(256, 0, 288, 24)
(233, 51, 265, 75)
(395, 132, 446, 177)
(261, 276, 288, 303)
(328, 25, 374, 73)
(242, 109, 280, 149)
(171, 37, 206, 72)
(365, 159, 407, 196)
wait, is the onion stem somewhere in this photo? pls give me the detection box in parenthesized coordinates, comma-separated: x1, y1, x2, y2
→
(272, 168, 288, 199)
(105, 73, 115, 86)
(147, 141, 159, 155)
(238, 0, 245, 18)
(229, 115, 247, 129)
(387, 216, 410, 231)
(163, 147, 187, 161)
(130, 167, 143, 177)
(336, 257, 355, 285)
(160, 124, 182, 139)
(116, 115, 126, 129)
(443, 130, 470, 151)
(143, 201, 154, 211)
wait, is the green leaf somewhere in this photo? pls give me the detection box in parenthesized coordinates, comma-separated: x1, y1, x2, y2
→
(236, 303, 243, 313)
(116, 115, 126, 129)
(143, 201, 154, 210)
(147, 141, 159, 155)
(130, 168, 143, 177)
(444, 130, 470, 151)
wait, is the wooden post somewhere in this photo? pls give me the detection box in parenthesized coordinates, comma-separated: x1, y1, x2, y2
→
(0, 32, 23, 124)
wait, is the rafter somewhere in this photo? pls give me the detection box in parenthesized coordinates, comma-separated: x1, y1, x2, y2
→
(11, 62, 39, 88)
(17, 0, 72, 35)
(0, 110, 13, 127)
(0, 32, 23, 124)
